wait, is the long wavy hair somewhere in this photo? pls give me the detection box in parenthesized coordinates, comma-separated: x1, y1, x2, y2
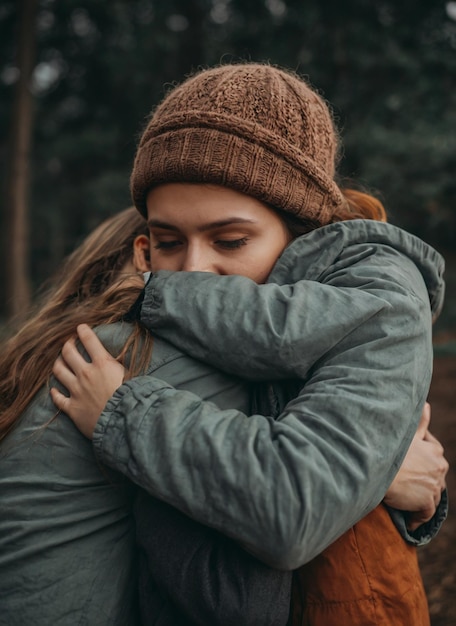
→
(0, 207, 153, 442)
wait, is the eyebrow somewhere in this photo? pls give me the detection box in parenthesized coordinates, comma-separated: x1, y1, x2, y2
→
(147, 218, 257, 232)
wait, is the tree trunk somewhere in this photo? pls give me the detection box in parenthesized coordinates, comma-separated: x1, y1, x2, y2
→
(5, 0, 37, 320)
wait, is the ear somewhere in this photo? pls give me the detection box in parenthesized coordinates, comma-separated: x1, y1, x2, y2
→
(133, 235, 152, 272)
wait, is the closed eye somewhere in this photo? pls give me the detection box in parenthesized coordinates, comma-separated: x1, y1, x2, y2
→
(153, 240, 182, 250)
(216, 237, 249, 250)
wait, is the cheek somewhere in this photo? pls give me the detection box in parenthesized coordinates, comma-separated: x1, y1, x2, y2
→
(248, 262, 274, 284)
(232, 249, 277, 283)
(252, 240, 287, 281)
(150, 251, 174, 272)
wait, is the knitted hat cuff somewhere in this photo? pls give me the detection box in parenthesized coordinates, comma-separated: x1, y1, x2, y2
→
(132, 124, 345, 223)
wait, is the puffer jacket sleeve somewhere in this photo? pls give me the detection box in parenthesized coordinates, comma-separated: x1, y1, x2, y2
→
(139, 271, 387, 381)
(93, 228, 441, 570)
(138, 222, 443, 381)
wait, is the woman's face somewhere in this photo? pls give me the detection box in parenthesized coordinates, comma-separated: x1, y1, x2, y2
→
(144, 183, 291, 283)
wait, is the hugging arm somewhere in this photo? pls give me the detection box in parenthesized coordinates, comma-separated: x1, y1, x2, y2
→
(140, 221, 444, 382)
(136, 226, 446, 543)
(55, 223, 446, 568)
(91, 250, 436, 568)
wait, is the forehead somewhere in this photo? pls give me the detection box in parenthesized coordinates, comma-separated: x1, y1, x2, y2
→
(146, 183, 277, 229)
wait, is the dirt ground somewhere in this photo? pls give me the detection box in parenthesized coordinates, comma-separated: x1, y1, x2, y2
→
(418, 356, 456, 625)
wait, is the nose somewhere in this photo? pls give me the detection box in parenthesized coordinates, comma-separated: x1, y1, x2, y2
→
(181, 242, 214, 273)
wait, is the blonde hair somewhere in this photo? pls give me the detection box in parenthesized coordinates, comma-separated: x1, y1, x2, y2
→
(0, 207, 153, 442)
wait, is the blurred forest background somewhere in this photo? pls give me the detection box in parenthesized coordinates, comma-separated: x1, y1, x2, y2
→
(1, 0, 456, 329)
(0, 2, 455, 624)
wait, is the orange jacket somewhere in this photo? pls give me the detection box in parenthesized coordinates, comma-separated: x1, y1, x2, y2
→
(290, 504, 430, 626)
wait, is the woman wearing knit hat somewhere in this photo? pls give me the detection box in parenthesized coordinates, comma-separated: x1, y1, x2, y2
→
(52, 63, 446, 625)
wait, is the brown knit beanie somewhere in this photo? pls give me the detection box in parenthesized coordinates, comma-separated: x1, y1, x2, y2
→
(131, 63, 345, 224)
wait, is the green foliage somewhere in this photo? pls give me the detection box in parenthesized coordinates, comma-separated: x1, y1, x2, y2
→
(1, 0, 455, 298)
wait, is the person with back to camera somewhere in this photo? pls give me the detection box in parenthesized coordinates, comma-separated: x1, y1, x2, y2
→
(0, 207, 295, 626)
(52, 63, 448, 625)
